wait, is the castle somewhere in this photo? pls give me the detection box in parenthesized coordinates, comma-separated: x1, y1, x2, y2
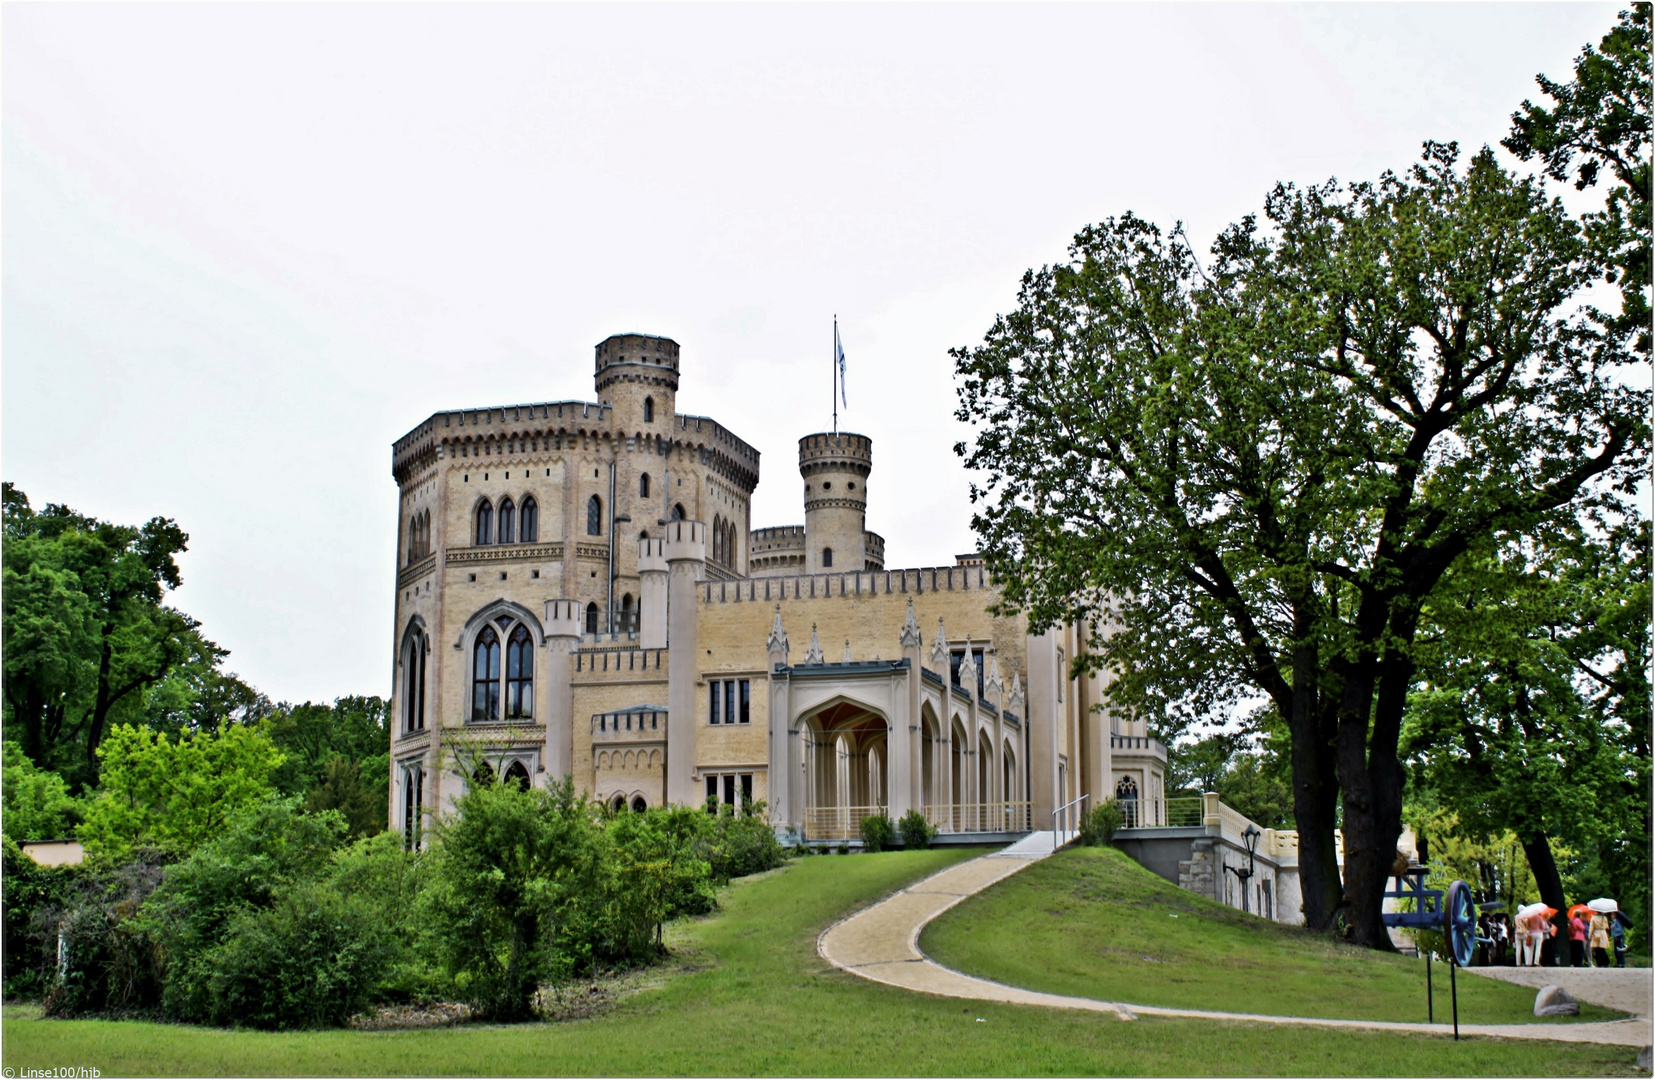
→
(386, 332, 1170, 846)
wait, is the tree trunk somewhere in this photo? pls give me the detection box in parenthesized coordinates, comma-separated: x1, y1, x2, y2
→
(1286, 641, 1342, 929)
(1521, 831, 1569, 966)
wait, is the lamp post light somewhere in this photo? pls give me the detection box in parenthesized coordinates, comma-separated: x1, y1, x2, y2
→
(1227, 824, 1261, 914)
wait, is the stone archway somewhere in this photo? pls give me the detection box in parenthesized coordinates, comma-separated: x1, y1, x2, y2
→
(800, 699, 889, 841)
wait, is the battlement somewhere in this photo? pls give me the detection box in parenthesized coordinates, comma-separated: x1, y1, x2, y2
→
(798, 432, 873, 477)
(698, 563, 989, 604)
(594, 333, 680, 394)
(751, 525, 806, 551)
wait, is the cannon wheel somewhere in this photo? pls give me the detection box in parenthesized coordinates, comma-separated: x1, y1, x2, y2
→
(1446, 879, 1478, 967)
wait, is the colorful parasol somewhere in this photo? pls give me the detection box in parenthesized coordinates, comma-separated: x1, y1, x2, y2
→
(1587, 898, 1619, 914)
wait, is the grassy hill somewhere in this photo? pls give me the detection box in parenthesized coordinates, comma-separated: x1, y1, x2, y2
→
(921, 845, 1623, 1026)
(3, 848, 1639, 1077)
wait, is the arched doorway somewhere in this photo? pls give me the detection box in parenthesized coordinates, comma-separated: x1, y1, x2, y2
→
(920, 705, 941, 823)
(800, 699, 889, 842)
(949, 716, 967, 831)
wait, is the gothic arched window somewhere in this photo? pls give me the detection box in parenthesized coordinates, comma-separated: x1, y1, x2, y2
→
(632, 795, 647, 813)
(822, 547, 834, 568)
(712, 515, 724, 563)
(505, 625, 533, 718)
(498, 497, 516, 545)
(640, 473, 650, 499)
(643, 396, 654, 423)
(472, 625, 501, 721)
(585, 602, 599, 635)
(519, 497, 538, 543)
(475, 500, 494, 546)
(671, 503, 685, 521)
(404, 630, 427, 731)
(474, 761, 496, 787)
(504, 760, 531, 792)
(587, 495, 603, 536)
(1116, 776, 1140, 828)
(619, 593, 635, 634)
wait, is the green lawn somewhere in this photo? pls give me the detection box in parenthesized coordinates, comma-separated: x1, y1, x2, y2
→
(921, 845, 1624, 1026)
(2, 847, 1641, 1077)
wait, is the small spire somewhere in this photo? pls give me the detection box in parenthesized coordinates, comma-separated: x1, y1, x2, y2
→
(843, 639, 853, 663)
(766, 604, 789, 657)
(803, 623, 825, 665)
(958, 649, 977, 685)
(985, 654, 1004, 699)
(898, 598, 922, 649)
(1008, 672, 1026, 711)
(928, 617, 950, 666)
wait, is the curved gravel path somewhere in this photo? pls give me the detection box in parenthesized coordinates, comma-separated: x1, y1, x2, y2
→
(817, 835, 1653, 1048)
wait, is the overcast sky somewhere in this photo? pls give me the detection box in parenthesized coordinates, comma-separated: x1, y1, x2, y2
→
(2, 3, 1618, 705)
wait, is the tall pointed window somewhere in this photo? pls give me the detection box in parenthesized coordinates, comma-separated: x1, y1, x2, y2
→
(519, 497, 537, 542)
(587, 495, 603, 536)
(671, 503, 685, 521)
(504, 760, 531, 792)
(404, 631, 427, 731)
(498, 497, 516, 544)
(640, 473, 650, 498)
(472, 626, 501, 720)
(823, 547, 834, 568)
(505, 625, 533, 718)
(475, 500, 494, 545)
(644, 396, 654, 422)
(619, 593, 635, 634)
(585, 602, 599, 634)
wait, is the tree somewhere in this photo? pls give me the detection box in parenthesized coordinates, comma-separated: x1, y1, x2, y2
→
(1, 741, 83, 841)
(78, 722, 285, 859)
(265, 696, 389, 799)
(1403, 518, 1650, 934)
(2, 484, 210, 787)
(1505, 6, 1651, 355)
(952, 145, 1646, 947)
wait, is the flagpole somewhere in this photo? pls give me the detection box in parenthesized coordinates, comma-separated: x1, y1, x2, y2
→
(832, 316, 838, 435)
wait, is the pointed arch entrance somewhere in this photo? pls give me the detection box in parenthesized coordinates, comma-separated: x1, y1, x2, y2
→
(800, 698, 889, 841)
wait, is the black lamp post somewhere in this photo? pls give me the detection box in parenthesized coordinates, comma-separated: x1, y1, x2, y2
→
(1227, 824, 1261, 914)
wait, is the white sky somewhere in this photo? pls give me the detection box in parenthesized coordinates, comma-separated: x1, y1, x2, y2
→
(2, 2, 1618, 706)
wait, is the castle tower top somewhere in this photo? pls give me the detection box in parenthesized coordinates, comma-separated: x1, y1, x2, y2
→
(799, 432, 873, 574)
(596, 333, 679, 432)
(595, 333, 681, 396)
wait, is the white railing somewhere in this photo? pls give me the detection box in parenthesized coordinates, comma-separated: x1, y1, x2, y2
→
(1118, 796, 1205, 828)
(1053, 793, 1090, 847)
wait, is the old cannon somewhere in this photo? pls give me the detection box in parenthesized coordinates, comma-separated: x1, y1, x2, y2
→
(1382, 865, 1495, 1037)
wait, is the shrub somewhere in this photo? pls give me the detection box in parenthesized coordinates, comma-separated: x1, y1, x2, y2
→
(36, 850, 169, 1018)
(859, 813, 896, 852)
(139, 797, 349, 1022)
(707, 802, 785, 880)
(1079, 798, 1126, 846)
(3, 837, 82, 999)
(898, 810, 936, 850)
(202, 881, 393, 1029)
(423, 776, 607, 1021)
(3, 742, 83, 842)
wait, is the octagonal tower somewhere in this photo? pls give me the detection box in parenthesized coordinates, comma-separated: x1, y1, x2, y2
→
(800, 431, 872, 574)
(595, 333, 679, 434)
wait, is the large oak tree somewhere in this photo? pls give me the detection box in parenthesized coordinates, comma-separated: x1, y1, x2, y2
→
(952, 144, 1646, 946)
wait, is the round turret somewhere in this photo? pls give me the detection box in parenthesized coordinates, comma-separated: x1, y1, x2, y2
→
(595, 333, 679, 432)
(800, 432, 873, 574)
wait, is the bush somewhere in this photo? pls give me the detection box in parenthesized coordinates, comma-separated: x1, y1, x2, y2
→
(859, 813, 895, 852)
(1079, 798, 1126, 846)
(139, 797, 350, 1022)
(3, 837, 82, 999)
(36, 850, 169, 1018)
(898, 810, 936, 850)
(202, 881, 393, 1029)
(3, 742, 83, 842)
(424, 776, 608, 1021)
(706, 802, 785, 880)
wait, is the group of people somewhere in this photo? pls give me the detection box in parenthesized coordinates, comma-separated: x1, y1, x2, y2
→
(1479, 905, 1629, 968)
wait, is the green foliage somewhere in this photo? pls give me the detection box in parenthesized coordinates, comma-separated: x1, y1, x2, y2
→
(422, 776, 607, 1021)
(201, 881, 394, 1030)
(858, 812, 896, 852)
(2, 740, 83, 841)
(701, 801, 784, 881)
(1168, 722, 1295, 830)
(78, 722, 285, 859)
(898, 809, 936, 850)
(304, 756, 387, 839)
(138, 798, 350, 1022)
(1, 483, 212, 790)
(1505, 6, 1651, 355)
(2, 837, 86, 998)
(1078, 798, 1125, 846)
(951, 139, 1647, 941)
(37, 850, 169, 1018)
